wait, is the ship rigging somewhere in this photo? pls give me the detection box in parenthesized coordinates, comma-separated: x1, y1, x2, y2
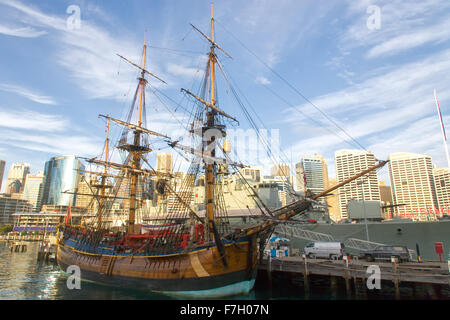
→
(56, 3, 388, 298)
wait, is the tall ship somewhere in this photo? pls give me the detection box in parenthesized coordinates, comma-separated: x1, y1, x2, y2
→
(56, 5, 387, 297)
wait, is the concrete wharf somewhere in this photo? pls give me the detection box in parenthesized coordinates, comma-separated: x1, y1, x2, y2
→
(259, 256, 450, 297)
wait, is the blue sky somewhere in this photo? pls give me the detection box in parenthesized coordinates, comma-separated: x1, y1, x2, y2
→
(1, 0, 450, 191)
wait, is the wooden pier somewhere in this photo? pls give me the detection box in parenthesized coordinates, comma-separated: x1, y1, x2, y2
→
(259, 256, 450, 294)
(9, 242, 27, 253)
(37, 238, 58, 263)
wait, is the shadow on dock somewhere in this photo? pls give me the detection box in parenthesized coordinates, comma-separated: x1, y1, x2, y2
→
(258, 256, 450, 300)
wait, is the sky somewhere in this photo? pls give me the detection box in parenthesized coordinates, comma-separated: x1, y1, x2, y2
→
(1, 0, 450, 191)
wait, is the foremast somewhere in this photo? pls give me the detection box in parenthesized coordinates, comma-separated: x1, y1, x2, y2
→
(85, 32, 168, 235)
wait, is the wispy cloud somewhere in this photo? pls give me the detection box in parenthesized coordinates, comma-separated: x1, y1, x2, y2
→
(0, 108, 67, 131)
(340, 0, 450, 59)
(0, 24, 46, 37)
(230, 0, 337, 68)
(255, 76, 271, 85)
(0, 129, 102, 157)
(0, 83, 56, 105)
(366, 18, 450, 58)
(0, 0, 157, 100)
(287, 48, 450, 119)
(166, 62, 202, 78)
(281, 47, 450, 177)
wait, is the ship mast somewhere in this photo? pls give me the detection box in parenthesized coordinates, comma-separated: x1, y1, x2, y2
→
(434, 89, 450, 169)
(182, 2, 233, 243)
(128, 32, 148, 234)
(96, 117, 110, 229)
(205, 2, 217, 242)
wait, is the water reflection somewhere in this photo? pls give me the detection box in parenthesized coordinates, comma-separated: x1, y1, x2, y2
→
(1, 242, 449, 300)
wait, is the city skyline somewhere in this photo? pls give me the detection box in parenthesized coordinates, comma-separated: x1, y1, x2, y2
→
(1, 0, 450, 193)
(2, 146, 447, 194)
(2, 147, 450, 224)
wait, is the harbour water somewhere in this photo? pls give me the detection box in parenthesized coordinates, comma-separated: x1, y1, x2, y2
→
(1, 242, 448, 300)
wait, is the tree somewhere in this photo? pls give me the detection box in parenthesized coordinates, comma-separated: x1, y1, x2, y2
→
(0, 225, 13, 235)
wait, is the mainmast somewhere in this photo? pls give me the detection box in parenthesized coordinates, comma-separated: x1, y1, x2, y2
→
(182, 2, 234, 243)
(205, 2, 217, 242)
(128, 32, 148, 234)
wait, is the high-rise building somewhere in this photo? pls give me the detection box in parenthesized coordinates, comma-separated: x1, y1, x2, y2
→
(388, 152, 438, 216)
(379, 181, 393, 219)
(0, 160, 5, 192)
(335, 150, 381, 219)
(76, 176, 100, 213)
(240, 167, 261, 183)
(0, 194, 32, 226)
(295, 154, 329, 194)
(270, 164, 290, 178)
(6, 163, 30, 194)
(270, 164, 293, 187)
(157, 153, 173, 174)
(23, 171, 45, 212)
(262, 175, 294, 206)
(433, 168, 450, 212)
(41, 155, 84, 207)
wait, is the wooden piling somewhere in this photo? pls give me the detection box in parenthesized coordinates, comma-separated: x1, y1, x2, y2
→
(392, 257, 400, 300)
(302, 254, 310, 298)
(330, 276, 338, 300)
(267, 255, 272, 285)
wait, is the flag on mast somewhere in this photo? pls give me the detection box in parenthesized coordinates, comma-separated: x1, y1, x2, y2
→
(65, 200, 72, 226)
(434, 89, 450, 169)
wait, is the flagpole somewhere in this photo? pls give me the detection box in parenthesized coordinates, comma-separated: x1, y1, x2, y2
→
(434, 89, 450, 168)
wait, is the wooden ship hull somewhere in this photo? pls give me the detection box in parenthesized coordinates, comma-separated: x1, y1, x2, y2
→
(56, 233, 259, 298)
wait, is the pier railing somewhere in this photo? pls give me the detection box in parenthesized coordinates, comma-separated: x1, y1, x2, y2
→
(277, 224, 334, 242)
(0, 233, 53, 242)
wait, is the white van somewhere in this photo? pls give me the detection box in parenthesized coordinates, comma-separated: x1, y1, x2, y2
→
(304, 242, 345, 259)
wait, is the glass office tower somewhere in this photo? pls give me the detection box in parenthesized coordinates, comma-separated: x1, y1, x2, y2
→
(42, 155, 84, 206)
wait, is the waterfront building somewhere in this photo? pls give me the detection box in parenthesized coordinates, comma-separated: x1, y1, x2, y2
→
(0, 160, 5, 192)
(433, 168, 450, 213)
(335, 150, 381, 219)
(193, 171, 283, 213)
(116, 175, 149, 209)
(12, 212, 65, 232)
(76, 176, 100, 214)
(240, 167, 261, 183)
(295, 154, 329, 195)
(388, 152, 438, 217)
(379, 181, 394, 219)
(41, 155, 84, 207)
(326, 178, 340, 222)
(0, 194, 32, 226)
(22, 171, 45, 212)
(6, 163, 30, 194)
(271, 164, 290, 178)
(157, 153, 173, 174)
(12, 209, 90, 231)
(262, 175, 295, 207)
(40, 204, 87, 216)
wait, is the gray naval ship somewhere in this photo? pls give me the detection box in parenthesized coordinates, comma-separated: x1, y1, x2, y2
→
(188, 169, 449, 261)
(226, 192, 450, 261)
(274, 202, 450, 261)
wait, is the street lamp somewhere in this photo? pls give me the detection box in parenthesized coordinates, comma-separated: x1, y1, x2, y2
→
(357, 179, 370, 241)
